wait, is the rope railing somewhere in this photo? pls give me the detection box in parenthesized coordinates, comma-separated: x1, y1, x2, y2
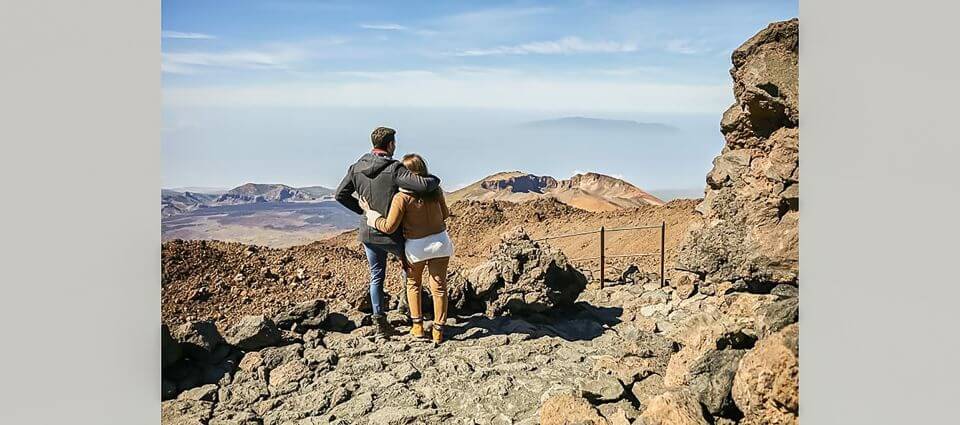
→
(534, 229, 600, 241)
(605, 224, 663, 232)
(534, 221, 666, 289)
(604, 253, 659, 259)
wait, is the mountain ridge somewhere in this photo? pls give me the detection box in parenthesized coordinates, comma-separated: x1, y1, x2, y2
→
(162, 183, 335, 217)
(447, 171, 664, 212)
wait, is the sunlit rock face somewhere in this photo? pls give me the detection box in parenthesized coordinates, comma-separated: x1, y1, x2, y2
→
(677, 18, 799, 289)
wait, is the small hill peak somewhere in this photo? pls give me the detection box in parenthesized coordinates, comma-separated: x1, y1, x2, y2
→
(449, 170, 664, 211)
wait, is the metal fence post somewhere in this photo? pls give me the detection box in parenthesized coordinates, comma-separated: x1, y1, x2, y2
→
(599, 226, 605, 289)
(660, 221, 666, 287)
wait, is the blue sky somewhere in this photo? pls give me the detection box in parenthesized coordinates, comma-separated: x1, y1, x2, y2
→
(162, 0, 797, 191)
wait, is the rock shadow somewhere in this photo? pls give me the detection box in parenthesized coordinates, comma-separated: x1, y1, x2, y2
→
(445, 301, 622, 342)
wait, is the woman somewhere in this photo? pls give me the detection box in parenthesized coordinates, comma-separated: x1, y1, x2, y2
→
(359, 153, 453, 343)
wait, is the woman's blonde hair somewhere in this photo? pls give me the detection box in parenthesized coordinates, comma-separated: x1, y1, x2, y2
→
(402, 153, 441, 201)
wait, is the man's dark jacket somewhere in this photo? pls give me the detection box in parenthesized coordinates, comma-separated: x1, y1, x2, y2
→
(335, 152, 441, 246)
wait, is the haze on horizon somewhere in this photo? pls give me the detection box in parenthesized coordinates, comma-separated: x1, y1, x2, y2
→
(162, 0, 798, 192)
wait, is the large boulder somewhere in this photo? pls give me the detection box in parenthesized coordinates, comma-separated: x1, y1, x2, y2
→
(161, 399, 213, 425)
(539, 394, 606, 425)
(580, 374, 625, 403)
(677, 18, 799, 287)
(661, 307, 754, 417)
(636, 391, 710, 425)
(683, 349, 747, 416)
(225, 315, 281, 351)
(267, 360, 311, 395)
(732, 323, 799, 425)
(177, 384, 218, 402)
(751, 294, 799, 339)
(272, 299, 328, 330)
(597, 400, 639, 425)
(448, 227, 588, 316)
(718, 292, 797, 340)
(172, 320, 224, 362)
(631, 374, 667, 410)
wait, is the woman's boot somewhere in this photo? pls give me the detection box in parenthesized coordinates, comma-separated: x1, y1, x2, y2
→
(406, 270, 426, 339)
(410, 318, 426, 338)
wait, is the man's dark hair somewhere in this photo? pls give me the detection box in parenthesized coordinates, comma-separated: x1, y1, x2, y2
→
(371, 127, 396, 150)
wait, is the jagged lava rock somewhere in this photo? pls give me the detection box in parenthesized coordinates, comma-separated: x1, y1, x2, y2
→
(733, 323, 799, 425)
(539, 394, 607, 425)
(161, 399, 213, 425)
(272, 298, 328, 330)
(225, 315, 280, 351)
(448, 227, 588, 316)
(580, 373, 625, 402)
(677, 18, 799, 286)
(172, 320, 224, 362)
(684, 348, 747, 416)
(636, 391, 710, 425)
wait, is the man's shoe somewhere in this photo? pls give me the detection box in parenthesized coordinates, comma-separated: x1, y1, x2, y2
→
(374, 314, 398, 338)
(432, 325, 444, 344)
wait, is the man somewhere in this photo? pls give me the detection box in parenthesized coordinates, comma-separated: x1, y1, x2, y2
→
(335, 127, 440, 339)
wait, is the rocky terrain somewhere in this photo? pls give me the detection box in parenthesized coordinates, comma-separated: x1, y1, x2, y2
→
(162, 197, 700, 329)
(161, 18, 799, 425)
(447, 171, 665, 212)
(162, 229, 797, 425)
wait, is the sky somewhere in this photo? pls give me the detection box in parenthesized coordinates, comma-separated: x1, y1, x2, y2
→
(162, 0, 798, 192)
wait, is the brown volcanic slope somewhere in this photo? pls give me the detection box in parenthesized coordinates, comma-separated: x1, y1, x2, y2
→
(212, 183, 326, 205)
(163, 197, 699, 329)
(162, 239, 380, 328)
(446, 171, 664, 212)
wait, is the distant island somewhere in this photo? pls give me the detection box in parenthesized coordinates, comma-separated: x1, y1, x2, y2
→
(519, 116, 679, 134)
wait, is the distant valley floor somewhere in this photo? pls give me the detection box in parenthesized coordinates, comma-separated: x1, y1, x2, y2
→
(161, 201, 358, 248)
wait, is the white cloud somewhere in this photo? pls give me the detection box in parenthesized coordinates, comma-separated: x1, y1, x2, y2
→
(329, 70, 439, 80)
(359, 23, 437, 36)
(426, 6, 553, 39)
(360, 23, 408, 31)
(163, 71, 731, 114)
(664, 39, 704, 55)
(162, 48, 306, 74)
(326, 67, 522, 81)
(440, 6, 553, 28)
(456, 36, 637, 57)
(161, 39, 346, 75)
(162, 31, 216, 40)
(590, 66, 665, 77)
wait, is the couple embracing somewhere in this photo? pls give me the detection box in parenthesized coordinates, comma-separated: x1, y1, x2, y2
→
(334, 127, 454, 343)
